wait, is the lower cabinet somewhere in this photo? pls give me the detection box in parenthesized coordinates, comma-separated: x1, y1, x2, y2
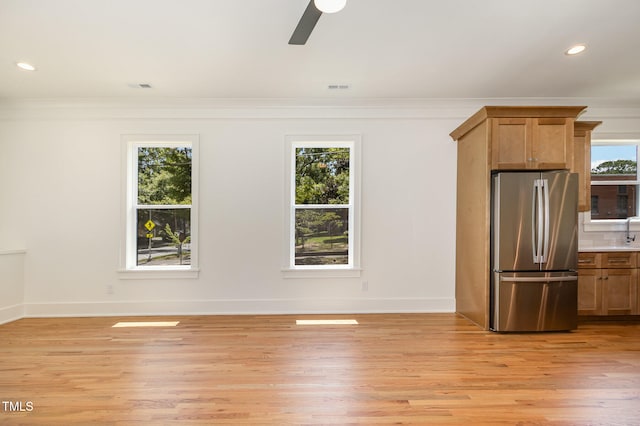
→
(577, 268, 601, 315)
(578, 252, 639, 316)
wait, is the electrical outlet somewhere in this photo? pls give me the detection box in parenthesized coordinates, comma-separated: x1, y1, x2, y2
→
(107, 284, 114, 295)
(362, 281, 368, 291)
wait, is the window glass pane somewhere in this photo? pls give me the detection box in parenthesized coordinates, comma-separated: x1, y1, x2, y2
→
(591, 144, 639, 220)
(591, 195, 599, 215)
(137, 208, 191, 266)
(295, 147, 350, 204)
(138, 147, 192, 205)
(591, 145, 637, 178)
(590, 185, 636, 219)
(295, 208, 348, 265)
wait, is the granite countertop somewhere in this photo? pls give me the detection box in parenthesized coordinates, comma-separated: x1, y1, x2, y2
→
(579, 246, 640, 252)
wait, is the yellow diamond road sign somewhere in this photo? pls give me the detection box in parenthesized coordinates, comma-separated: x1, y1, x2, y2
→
(144, 220, 156, 231)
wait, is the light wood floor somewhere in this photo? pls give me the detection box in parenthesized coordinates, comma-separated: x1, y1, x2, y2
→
(1, 314, 639, 425)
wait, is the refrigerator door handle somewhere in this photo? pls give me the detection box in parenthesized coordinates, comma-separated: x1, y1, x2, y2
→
(531, 181, 537, 263)
(500, 276, 577, 283)
(542, 178, 550, 264)
(532, 179, 544, 263)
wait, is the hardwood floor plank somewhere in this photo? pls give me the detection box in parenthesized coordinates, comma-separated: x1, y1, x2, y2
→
(1, 314, 639, 424)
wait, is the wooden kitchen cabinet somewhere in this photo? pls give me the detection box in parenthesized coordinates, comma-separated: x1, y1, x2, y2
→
(577, 267, 602, 315)
(605, 268, 637, 315)
(578, 251, 638, 316)
(491, 117, 576, 170)
(603, 251, 637, 269)
(573, 121, 602, 212)
(450, 106, 586, 329)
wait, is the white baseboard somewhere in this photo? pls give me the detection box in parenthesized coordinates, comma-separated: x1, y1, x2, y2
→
(22, 297, 455, 318)
(0, 304, 25, 325)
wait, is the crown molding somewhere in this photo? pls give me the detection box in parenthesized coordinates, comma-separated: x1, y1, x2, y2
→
(1, 97, 639, 121)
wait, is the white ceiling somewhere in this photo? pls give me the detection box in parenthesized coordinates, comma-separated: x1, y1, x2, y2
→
(1, 0, 640, 101)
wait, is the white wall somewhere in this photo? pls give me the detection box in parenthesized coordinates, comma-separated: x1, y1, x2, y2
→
(0, 99, 638, 318)
(0, 120, 26, 322)
(0, 251, 25, 323)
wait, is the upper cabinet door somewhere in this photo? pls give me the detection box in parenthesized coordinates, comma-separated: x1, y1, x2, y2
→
(491, 118, 530, 169)
(490, 117, 573, 170)
(532, 118, 573, 170)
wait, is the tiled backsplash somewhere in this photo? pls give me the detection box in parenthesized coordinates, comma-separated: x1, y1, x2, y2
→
(578, 212, 640, 249)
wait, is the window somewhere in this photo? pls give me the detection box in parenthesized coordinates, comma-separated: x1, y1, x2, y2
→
(284, 136, 361, 276)
(120, 135, 199, 278)
(590, 142, 638, 220)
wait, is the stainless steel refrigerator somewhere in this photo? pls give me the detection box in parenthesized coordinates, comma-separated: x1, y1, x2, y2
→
(491, 171, 578, 332)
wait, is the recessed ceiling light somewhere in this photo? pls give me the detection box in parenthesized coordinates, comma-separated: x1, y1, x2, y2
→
(16, 62, 36, 71)
(565, 44, 586, 56)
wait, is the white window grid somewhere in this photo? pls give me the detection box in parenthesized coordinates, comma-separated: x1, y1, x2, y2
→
(121, 135, 199, 275)
(285, 137, 361, 274)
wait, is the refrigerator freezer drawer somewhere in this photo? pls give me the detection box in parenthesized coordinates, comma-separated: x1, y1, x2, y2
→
(492, 272, 578, 332)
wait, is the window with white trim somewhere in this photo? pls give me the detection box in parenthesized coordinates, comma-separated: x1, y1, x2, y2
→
(590, 141, 639, 220)
(121, 135, 199, 276)
(284, 136, 361, 275)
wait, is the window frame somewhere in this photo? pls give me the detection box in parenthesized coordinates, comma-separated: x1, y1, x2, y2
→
(583, 138, 640, 233)
(282, 135, 361, 278)
(119, 135, 199, 279)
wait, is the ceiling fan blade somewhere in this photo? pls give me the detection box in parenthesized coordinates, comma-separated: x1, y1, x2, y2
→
(289, 0, 322, 45)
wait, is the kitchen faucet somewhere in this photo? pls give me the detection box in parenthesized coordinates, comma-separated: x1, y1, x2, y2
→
(626, 217, 637, 244)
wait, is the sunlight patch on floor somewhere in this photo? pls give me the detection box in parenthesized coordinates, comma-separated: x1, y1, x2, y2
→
(112, 321, 180, 328)
(296, 319, 358, 325)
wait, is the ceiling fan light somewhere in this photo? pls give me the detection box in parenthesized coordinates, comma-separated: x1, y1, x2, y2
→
(314, 0, 346, 13)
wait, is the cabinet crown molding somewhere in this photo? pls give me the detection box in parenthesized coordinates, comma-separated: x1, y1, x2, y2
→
(574, 120, 603, 136)
(450, 105, 587, 141)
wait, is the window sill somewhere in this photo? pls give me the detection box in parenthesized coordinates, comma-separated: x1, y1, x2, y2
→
(281, 267, 362, 279)
(117, 267, 200, 280)
(582, 215, 640, 233)
(583, 219, 627, 232)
